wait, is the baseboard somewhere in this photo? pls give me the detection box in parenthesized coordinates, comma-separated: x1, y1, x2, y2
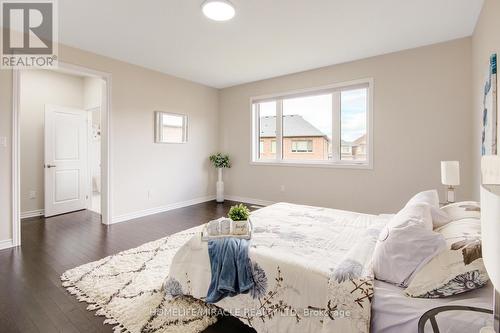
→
(225, 195, 274, 207)
(0, 239, 14, 250)
(20, 209, 44, 219)
(111, 195, 216, 224)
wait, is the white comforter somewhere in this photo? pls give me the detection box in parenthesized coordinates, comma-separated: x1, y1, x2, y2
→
(166, 203, 388, 333)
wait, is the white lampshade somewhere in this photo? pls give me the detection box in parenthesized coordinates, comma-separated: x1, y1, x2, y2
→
(441, 161, 460, 186)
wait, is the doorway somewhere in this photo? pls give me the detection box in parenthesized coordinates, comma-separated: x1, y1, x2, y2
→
(12, 62, 112, 247)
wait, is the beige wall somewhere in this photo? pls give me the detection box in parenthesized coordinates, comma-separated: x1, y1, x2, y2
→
(472, 0, 500, 200)
(20, 70, 85, 213)
(0, 33, 219, 243)
(219, 38, 474, 214)
(83, 77, 103, 111)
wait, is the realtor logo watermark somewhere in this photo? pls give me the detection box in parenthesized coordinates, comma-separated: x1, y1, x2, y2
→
(1, 0, 58, 68)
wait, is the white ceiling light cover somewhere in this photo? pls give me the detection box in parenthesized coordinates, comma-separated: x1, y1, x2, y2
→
(202, 0, 235, 21)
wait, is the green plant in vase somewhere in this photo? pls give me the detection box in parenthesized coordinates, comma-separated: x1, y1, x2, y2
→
(209, 153, 231, 203)
(228, 204, 250, 236)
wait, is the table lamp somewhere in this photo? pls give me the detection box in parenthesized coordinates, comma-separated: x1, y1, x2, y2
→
(441, 161, 460, 203)
(480, 155, 500, 333)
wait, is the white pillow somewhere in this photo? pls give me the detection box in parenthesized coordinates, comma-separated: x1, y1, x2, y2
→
(405, 217, 488, 298)
(405, 190, 440, 207)
(373, 203, 446, 286)
(405, 190, 451, 228)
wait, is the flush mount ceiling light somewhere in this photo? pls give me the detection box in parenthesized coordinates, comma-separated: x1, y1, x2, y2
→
(202, 0, 235, 21)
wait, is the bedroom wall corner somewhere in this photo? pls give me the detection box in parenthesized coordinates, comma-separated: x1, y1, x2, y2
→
(471, 0, 500, 201)
(58, 43, 221, 221)
(219, 38, 474, 214)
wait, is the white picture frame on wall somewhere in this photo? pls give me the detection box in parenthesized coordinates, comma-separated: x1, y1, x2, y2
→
(154, 111, 188, 144)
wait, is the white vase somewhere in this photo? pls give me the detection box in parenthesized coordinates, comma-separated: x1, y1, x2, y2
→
(216, 168, 224, 203)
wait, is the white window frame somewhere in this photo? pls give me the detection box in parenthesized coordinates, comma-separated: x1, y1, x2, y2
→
(250, 78, 373, 169)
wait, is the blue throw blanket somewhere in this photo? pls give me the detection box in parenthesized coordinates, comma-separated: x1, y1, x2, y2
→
(206, 238, 254, 304)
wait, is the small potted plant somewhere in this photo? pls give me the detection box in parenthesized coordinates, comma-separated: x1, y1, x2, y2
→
(228, 204, 250, 235)
(209, 153, 231, 203)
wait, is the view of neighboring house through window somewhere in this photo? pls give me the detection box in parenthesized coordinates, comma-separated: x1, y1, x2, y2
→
(282, 94, 331, 160)
(341, 88, 367, 161)
(252, 80, 371, 166)
(257, 101, 277, 159)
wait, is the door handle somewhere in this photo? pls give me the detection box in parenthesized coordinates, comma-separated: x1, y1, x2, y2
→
(45, 164, 56, 168)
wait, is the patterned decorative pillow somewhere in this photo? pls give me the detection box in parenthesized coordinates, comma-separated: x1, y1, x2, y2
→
(404, 206, 489, 298)
(440, 201, 481, 221)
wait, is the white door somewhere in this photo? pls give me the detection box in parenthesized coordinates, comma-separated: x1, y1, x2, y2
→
(44, 105, 88, 217)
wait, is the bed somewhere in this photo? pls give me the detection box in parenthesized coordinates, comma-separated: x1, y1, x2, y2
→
(166, 202, 493, 333)
(167, 202, 387, 333)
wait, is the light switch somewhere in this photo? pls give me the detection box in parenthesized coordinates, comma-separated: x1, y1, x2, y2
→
(0, 136, 6, 147)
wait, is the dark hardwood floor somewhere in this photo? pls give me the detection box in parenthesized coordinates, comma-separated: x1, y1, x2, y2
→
(0, 200, 256, 333)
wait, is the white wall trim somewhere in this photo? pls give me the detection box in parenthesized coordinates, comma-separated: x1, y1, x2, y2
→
(110, 195, 275, 225)
(51, 62, 113, 225)
(0, 239, 14, 251)
(225, 195, 274, 207)
(111, 195, 216, 224)
(12, 70, 21, 247)
(20, 209, 45, 219)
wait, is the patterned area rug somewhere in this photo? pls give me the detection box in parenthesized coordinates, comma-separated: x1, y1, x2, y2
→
(61, 226, 217, 333)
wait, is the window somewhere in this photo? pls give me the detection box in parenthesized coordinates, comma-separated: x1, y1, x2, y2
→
(252, 79, 372, 167)
(283, 94, 330, 160)
(341, 89, 367, 161)
(256, 101, 277, 159)
(291, 140, 313, 153)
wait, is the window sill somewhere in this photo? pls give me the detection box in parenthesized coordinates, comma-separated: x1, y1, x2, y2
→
(250, 160, 373, 170)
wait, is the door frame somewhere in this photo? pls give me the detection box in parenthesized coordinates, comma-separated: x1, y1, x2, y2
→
(86, 106, 101, 212)
(12, 62, 113, 247)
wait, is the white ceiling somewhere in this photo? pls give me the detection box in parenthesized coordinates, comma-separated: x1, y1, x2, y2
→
(58, 0, 484, 88)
